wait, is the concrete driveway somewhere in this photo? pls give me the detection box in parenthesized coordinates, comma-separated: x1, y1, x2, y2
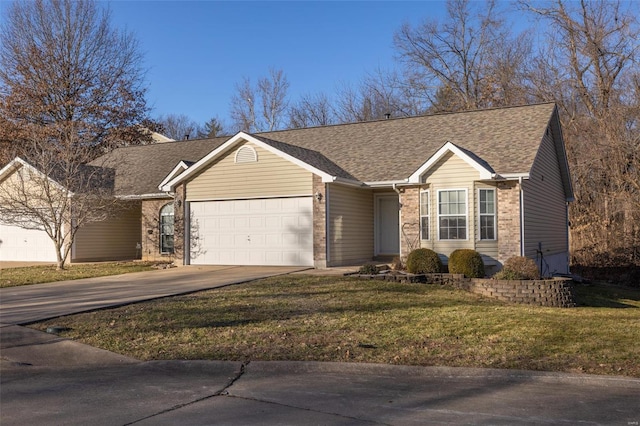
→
(1, 266, 639, 425)
(0, 265, 304, 325)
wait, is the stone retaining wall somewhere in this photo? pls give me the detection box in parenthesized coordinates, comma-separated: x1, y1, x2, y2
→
(357, 273, 576, 307)
(457, 277, 576, 308)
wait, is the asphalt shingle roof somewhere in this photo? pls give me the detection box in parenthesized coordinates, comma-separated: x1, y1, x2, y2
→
(91, 137, 227, 196)
(92, 103, 556, 196)
(254, 103, 555, 182)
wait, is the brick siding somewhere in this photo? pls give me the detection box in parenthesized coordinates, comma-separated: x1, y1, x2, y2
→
(399, 186, 422, 259)
(497, 181, 521, 264)
(313, 175, 327, 268)
(141, 198, 177, 263)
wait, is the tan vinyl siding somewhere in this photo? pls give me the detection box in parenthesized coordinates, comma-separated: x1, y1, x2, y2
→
(0, 167, 64, 207)
(186, 142, 313, 201)
(328, 184, 374, 266)
(420, 152, 478, 259)
(73, 202, 141, 261)
(523, 130, 568, 257)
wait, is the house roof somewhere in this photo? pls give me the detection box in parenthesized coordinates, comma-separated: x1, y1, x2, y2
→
(90, 137, 227, 197)
(252, 102, 557, 182)
(92, 102, 561, 197)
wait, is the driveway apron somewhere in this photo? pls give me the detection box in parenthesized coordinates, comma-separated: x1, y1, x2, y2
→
(0, 265, 305, 325)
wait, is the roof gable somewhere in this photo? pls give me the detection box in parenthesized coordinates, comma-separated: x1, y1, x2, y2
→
(157, 160, 194, 193)
(0, 157, 68, 193)
(161, 132, 358, 192)
(408, 141, 495, 183)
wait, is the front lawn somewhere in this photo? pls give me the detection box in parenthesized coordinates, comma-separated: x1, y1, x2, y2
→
(1, 261, 164, 287)
(32, 276, 640, 376)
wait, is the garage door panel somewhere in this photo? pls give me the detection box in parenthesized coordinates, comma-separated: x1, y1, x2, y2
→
(190, 197, 313, 266)
(0, 223, 58, 262)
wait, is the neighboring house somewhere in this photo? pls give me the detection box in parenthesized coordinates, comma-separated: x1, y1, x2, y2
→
(0, 103, 573, 275)
(0, 157, 139, 263)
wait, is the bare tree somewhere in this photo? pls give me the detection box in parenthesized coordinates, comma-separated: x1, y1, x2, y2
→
(229, 76, 257, 132)
(288, 92, 336, 128)
(258, 68, 290, 131)
(333, 69, 422, 123)
(157, 113, 202, 140)
(0, 0, 149, 269)
(229, 68, 290, 132)
(523, 0, 640, 266)
(394, 0, 525, 112)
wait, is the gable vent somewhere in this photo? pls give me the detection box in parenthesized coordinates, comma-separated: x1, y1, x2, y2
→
(235, 146, 258, 164)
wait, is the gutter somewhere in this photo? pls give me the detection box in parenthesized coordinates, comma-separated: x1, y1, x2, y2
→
(117, 193, 172, 200)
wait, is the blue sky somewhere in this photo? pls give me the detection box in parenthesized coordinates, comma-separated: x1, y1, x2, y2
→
(105, 1, 445, 126)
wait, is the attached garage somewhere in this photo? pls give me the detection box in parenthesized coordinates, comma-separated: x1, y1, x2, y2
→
(0, 223, 58, 262)
(189, 197, 313, 266)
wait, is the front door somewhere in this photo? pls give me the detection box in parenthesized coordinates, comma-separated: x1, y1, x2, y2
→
(375, 195, 400, 255)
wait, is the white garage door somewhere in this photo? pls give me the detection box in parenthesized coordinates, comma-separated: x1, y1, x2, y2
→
(0, 223, 58, 262)
(190, 197, 313, 266)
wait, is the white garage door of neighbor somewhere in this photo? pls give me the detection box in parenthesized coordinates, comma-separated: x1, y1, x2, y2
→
(190, 197, 314, 266)
(0, 223, 58, 262)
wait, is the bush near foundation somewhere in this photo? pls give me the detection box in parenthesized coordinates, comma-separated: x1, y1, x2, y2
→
(406, 248, 443, 274)
(448, 249, 485, 278)
(494, 256, 540, 280)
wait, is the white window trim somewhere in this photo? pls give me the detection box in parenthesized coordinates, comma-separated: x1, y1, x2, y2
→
(478, 188, 497, 241)
(420, 189, 430, 240)
(437, 188, 469, 241)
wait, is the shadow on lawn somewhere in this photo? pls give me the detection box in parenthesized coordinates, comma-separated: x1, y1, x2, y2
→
(573, 283, 640, 308)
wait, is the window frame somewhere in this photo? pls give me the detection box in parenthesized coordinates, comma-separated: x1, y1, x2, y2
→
(478, 188, 496, 241)
(437, 188, 469, 241)
(159, 202, 175, 254)
(419, 189, 430, 240)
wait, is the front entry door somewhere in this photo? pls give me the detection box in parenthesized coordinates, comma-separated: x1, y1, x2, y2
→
(376, 195, 400, 255)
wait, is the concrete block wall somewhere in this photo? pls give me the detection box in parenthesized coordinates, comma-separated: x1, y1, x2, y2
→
(457, 277, 576, 307)
(358, 271, 576, 308)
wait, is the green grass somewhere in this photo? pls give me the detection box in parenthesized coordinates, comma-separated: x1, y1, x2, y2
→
(32, 276, 640, 377)
(1, 261, 164, 287)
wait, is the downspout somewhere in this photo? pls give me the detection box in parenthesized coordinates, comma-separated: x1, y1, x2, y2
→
(184, 199, 190, 266)
(393, 183, 402, 258)
(325, 183, 330, 267)
(519, 177, 525, 256)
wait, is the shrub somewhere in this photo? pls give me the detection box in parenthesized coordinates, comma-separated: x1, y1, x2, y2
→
(494, 256, 540, 280)
(406, 248, 443, 274)
(359, 263, 379, 275)
(448, 249, 485, 278)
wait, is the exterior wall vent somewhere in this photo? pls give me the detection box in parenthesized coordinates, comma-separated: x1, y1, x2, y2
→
(235, 145, 258, 164)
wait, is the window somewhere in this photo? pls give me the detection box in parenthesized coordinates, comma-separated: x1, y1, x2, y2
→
(479, 189, 496, 240)
(420, 190, 430, 240)
(159, 203, 174, 254)
(438, 189, 467, 240)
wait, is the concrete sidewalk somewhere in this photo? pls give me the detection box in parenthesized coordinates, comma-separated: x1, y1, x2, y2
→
(2, 325, 639, 426)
